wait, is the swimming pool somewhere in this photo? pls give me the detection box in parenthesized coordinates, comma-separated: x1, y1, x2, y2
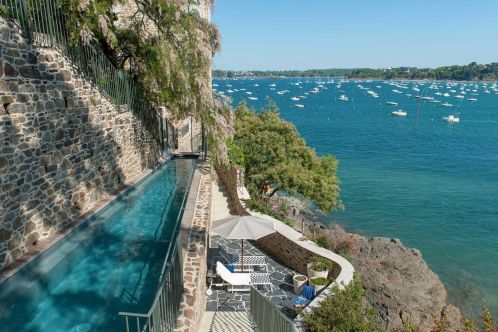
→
(0, 158, 195, 331)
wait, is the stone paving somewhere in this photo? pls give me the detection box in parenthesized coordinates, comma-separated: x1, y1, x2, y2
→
(204, 235, 298, 331)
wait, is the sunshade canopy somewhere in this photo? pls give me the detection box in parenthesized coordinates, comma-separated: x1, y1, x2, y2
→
(210, 215, 275, 240)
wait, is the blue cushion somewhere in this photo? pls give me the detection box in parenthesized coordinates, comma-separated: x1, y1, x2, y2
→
(300, 285, 315, 300)
(225, 265, 235, 273)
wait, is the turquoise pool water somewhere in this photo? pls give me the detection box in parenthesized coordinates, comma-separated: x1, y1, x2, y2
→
(215, 77, 498, 316)
(0, 158, 195, 331)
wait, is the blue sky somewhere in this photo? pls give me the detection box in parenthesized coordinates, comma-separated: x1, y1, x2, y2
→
(212, 0, 498, 70)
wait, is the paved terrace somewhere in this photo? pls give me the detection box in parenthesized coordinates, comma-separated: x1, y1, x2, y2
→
(200, 180, 298, 332)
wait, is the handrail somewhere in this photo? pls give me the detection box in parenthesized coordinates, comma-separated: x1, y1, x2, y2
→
(0, 0, 165, 149)
(250, 287, 296, 332)
(366, 294, 394, 330)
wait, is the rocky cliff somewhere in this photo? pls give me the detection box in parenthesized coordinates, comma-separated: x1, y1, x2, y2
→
(325, 224, 462, 331)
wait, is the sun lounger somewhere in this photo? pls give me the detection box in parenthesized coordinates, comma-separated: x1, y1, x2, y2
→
(218, 246, 267, 271)
(216, 261, 272, 292)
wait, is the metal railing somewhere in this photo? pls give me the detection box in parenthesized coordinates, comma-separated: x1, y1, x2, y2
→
(118, 165, 195, 332)
(367, 294, 394, 331)
(250, 287, 297, 332)
(0, 0, 164, 148)
(119, 234, 184, 332)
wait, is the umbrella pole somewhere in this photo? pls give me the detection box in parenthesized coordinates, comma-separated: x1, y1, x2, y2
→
(241, 239, 244, 272)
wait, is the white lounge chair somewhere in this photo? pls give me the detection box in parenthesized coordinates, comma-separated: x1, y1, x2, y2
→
(216, 261, 272, 292)
(219, 246, 267, 271)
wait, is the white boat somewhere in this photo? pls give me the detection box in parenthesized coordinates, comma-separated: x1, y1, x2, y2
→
(455, 95, 465, 99)
(468, 98, 478, 102)
(430, 100, 441, 103)
(421, 96, 434, 100)
(441, 102, 453, 107)
(290, 97, 300, 101)
(392, 110, 407, 117)
(338, 95, 349, 101)
(386, 101, 398, 106)
(269, 83, 276, 87)
(247, 97, 258, 100)
(443, 114, 460, 123)
(293, 104, 305, 108)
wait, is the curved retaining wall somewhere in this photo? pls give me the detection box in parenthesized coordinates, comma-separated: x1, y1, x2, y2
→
(250, 210, 355, 329)
(218, 166, 355, 329)
(253, 211, 354, 287)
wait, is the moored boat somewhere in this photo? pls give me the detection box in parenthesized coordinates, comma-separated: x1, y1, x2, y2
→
(392, 110, 407, 117)
(443, 114, 460, 123)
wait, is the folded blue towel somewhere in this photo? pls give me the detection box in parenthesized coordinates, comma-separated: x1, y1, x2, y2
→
(225, 265, 235, 273)
(300, 285, 315, 300)
(294, 296, 306, 304)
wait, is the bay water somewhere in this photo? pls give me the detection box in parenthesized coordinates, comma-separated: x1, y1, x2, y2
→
(213, 77, 498, 316)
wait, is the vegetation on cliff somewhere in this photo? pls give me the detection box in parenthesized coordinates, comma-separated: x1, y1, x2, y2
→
(302, 274, 384, 332)
(231, 100, 341, 213)
(213, 62, 498, 81)
(60, 0, 220, 120)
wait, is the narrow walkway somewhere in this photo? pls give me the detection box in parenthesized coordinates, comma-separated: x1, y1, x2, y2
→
(200, 178, 255, 332)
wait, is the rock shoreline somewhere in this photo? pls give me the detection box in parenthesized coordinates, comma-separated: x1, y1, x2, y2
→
(302, 219, 463, 330)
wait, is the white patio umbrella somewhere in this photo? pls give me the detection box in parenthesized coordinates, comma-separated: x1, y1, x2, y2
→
(210, 215, 275, 271)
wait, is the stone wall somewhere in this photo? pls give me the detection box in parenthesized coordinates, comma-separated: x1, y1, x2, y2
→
(0, 17, 161, 271)
(257, 231, 341, 279)
(214, 163, 249, 216)
(176, 163, 212, 332)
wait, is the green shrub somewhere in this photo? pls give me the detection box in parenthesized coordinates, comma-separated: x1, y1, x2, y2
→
(227, 139, 245, 166)
(310, 277, 328, 286)
(482, 306, 496, 332)
(309, 256, 333, 271)
(312, 231, 328, 248)
(302, 274, 383, 332)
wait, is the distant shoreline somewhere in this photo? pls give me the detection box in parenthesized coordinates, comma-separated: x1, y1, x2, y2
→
(213, 76, 498, 83)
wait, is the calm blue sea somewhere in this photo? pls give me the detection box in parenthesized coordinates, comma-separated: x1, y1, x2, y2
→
(213, 77, 498, 316)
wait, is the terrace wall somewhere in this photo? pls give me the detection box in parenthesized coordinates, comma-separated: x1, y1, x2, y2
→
(0, 16, 161, 271)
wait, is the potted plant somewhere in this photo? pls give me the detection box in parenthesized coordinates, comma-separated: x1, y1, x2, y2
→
(307, 256, 333, 279)
(293, 274, 308, 294)
(309, 277, 328, 293)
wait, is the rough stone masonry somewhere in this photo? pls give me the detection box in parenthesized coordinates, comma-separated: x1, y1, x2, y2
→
(0, 16, 161, 271)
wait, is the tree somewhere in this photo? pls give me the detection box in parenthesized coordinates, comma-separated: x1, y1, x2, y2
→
(60, 0, 220, 119)
(233, 100, 341, 213)
(302, 274, 384, 332)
